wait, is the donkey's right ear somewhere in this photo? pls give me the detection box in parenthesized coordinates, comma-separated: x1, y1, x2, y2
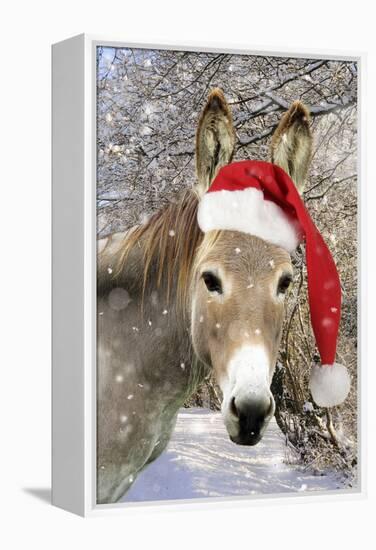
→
(270, 101, 312, 194)
(195, 88, 236, 197)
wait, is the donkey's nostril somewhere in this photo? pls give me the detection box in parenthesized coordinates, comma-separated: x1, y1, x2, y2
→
(230, 396, 239, 418)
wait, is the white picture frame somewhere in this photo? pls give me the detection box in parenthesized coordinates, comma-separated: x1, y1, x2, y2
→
(52, 34, 365, 517)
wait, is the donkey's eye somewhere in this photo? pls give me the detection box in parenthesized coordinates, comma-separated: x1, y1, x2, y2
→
(277, 274, 292, 295)
(202, 271, 223, 294)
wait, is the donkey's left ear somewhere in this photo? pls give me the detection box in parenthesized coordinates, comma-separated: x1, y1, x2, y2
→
(195, 88, 236, 197)
(271, 101, 312, 194)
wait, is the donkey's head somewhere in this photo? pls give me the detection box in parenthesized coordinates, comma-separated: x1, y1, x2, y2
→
(191, 89, 312, 446)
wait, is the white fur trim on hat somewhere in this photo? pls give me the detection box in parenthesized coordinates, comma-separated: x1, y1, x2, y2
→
(309, 363, 351, 407)
(197, 188, 300, 252)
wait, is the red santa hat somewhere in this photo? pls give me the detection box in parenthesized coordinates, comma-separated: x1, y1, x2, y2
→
(197, 160, 350, 408)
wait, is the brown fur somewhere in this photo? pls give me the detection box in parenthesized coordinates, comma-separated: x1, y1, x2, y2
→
(191, 231, 292, 386)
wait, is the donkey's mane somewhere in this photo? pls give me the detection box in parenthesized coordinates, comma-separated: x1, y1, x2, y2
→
(116, 189, 204, 310)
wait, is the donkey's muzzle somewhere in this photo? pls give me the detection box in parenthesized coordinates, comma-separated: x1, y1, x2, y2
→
(229, 395, 274, 446)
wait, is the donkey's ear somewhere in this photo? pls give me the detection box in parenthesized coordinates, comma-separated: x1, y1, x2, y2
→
(195, 88, 236, 197)
(271, 101, 312, 194)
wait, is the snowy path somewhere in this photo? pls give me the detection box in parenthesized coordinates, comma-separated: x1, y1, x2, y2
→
(122, 408, 344, 502)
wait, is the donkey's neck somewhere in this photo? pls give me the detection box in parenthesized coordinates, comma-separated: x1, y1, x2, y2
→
(97, 190, 208, 401)
(99, 190, 202, 313)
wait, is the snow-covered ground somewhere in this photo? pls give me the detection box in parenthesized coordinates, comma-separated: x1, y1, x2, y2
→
(122, 408, 345, 502)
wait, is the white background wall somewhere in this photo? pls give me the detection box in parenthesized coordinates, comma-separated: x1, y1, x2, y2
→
(1, 1, 375, 548)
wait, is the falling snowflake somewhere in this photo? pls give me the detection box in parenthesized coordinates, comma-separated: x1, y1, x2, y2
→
(247, 283, 254, 289)
(148, 320, 152, 326)
(180, 363, 185, 370)
(151, 290, 159, 306)
(132, 326, 139, 332)
(120, 415, 128, 423)
(324, 279, 336, 290)
(115, 374, 124, 383)
(137, 383, 144, 388)
(303, 402, 314, 413)
(107, 267, 113, 274)
(330, 307, 338, 313)
(162, 309, 168, 315)
(330, 234, 337, 244)
(144, 102, 154, 116)
(139, 212, 150, 225)
(322, 317, 334, 328)
(108, 288, 131, 311)
(235, 247, 241, 254)
(141, 125, 152, 136)
(169, 229, 175, 237)
(127, 394, 134, 400)
(254, 328, 261, 336)
(199, 315, 204, 323)
(216, 323, 221, 329)
(124, 363, 135, 375)
(269, 259, 275, 269)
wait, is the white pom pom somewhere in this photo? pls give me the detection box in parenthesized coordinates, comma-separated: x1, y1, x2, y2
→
(309, 363, 351, 407)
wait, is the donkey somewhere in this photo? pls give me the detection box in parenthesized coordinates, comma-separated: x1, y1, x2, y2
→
(97, 89, 312, 503)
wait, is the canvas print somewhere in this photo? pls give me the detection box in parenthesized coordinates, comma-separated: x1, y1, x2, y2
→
(96, 46, 358, 504)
